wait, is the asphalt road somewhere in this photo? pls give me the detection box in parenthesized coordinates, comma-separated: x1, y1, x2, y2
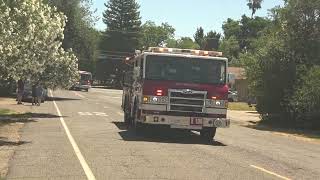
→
(6, 88, 320, 180)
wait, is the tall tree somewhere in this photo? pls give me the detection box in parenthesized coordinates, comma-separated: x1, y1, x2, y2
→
(219, 36, 240, 64)
(239, 15, 271, 50)
(194, 27, 205, 49)
(102, 0, 141, 52)
(45, 0, 98, 73)
(220, 15, 270, 63)
(222, 18, 241, 39)
(204, 31, 221, 50)
(247, 0, 263, 18)
(140, 21, 175, 49)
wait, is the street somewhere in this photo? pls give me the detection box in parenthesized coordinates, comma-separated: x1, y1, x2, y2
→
(6, 88, 320, 180)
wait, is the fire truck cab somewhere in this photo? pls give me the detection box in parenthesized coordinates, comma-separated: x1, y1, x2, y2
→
(122, 47, 230, 142)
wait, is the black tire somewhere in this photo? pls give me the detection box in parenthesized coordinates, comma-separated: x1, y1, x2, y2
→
(85, 89, 89, 92)
(124, 112, 131, 125)
(228, 98, 234, 102)
(123, 97, 131, 125)
(200, 128, 216, 143)
(132, 102, 145, 135)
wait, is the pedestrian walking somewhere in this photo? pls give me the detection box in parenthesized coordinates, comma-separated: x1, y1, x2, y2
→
(32, 83, 41, 106)
(32, 84, 37, 106)
(17, 79, 24, 105)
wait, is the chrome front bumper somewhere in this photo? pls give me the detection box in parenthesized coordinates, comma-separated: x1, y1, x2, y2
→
(139, 115, 230, 129)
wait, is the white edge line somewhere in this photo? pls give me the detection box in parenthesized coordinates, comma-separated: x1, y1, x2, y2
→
(73, 91, 85, 98)
(50, 90, 96, 180)
(117, 112, 124, 116)
(250, 165, 291, 180)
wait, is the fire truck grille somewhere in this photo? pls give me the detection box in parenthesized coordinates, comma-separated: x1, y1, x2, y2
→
(169, 89, 206, 113)
(170, 92, 204, 99)
(170, 105, 203, 112)
(170, 98, 204, 106)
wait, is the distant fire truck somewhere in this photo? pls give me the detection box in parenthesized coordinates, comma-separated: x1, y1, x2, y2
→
(122, 47, 230, 142)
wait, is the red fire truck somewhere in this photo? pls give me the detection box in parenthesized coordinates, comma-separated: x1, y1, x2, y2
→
(122, 47, 230, 142)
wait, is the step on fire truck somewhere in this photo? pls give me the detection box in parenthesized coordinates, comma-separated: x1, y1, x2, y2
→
(122, 47, 230, 142)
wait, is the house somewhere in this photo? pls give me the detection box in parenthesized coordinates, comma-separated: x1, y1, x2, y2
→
(227, 67, 249, 102)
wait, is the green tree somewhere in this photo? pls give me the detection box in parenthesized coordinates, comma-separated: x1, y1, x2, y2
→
(247, 0, 263, 18)
(45, 0, 99, 73)
(176, 37, 200, 49)
(219, 36, 240, 65)
(102, 0, 141, 52)
(222, 18, 241, 39)
(242, 0, 320, 127)
(140, 21, 175, 49)
(239, 15, 271, 50)
(204, 31, 221, 50)
(165, 38, 179, 48)
(0, 0, 78, 89)
(194, 27, 205, 49)
(221, 15, 271, 64)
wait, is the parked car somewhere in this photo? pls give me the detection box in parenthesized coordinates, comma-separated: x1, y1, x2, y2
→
(228, 90, 238, 102)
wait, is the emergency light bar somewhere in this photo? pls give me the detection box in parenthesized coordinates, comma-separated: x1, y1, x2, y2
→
(148, 47, 223, 57)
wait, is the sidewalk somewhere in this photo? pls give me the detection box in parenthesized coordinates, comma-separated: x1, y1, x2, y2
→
(0, 97, 33, 179)
(228, 110, 260, 125)
(4, 94, 86, 180)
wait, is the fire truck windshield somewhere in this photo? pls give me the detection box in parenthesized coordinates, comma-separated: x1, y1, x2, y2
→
(145, 55, 226, 84)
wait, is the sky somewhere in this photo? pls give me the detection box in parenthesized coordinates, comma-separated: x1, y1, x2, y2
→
(93, 0, 284, 38)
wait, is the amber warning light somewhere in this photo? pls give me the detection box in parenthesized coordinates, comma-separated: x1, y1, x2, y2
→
(148, 47, 223, 57)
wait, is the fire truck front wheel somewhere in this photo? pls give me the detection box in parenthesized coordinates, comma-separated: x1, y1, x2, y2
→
(132, 102, 143, 132)
(200, 128, 216, 142)
(124, 112, 131, 125)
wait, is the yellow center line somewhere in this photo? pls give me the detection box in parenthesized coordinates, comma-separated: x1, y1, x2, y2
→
(250, 165, 291, 180)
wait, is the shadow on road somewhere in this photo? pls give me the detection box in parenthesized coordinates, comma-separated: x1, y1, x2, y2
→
(113, 121, 226, 146)
(113, 121, 129, 130)
(0, 113, 66, 127)
(0, 139, 30, 146)
(0, 112, 64, 119)
(46, 97, 81, 101)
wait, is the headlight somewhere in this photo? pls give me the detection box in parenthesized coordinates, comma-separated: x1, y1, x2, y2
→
(206, 99, 226, 108)
(143, 96, 168, 104)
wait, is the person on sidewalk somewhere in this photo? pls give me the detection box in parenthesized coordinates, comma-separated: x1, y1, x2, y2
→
(32, 83, 42, 106)
(17, 79, 24, 105)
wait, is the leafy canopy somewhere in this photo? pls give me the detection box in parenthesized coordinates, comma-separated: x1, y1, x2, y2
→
(140, 21, 175, 49)
(0, 0, 79, 89)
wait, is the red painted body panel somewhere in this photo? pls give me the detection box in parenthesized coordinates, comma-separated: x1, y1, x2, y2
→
(142, 80, 228, 100)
